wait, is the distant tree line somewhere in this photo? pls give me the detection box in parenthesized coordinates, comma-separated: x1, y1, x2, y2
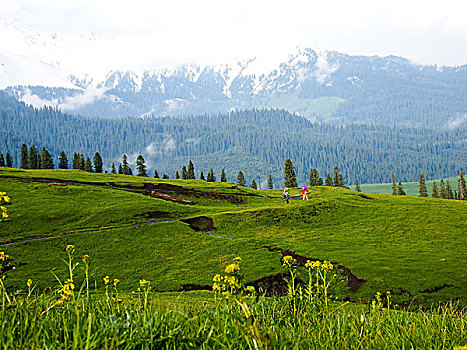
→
(1, 92, 464, 185)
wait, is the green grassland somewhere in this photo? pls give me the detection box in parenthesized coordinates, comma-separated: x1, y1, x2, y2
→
(264, 94, 347, 121)
(351, 175, 461, 196)
(1, 167, 466, 309)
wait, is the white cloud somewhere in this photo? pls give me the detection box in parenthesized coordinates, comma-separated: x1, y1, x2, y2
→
(144, 137, 177, 158)
(58, 86, 107, 111)
(314, 54, 340, 84)
(18, 87, 57, 108)
(446, 113, 467, 129)
(0, 0, 466, 76)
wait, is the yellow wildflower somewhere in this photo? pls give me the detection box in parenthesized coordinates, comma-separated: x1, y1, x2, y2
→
(103, 275, 110, 285)
(224, 263, 240, 274)
(66, 245, 75, 253)
(213, 274, 222, 282)
(322, 261, 333, 270)
(3, 196, 9, 203)
(27, 279, 32, 288)
(282, 255, 297, 268)
(139, 279, 150, 287)
(113, 279, 120, 287)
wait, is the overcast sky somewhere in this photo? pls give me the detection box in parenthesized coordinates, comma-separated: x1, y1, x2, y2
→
(1, 0, 466, 73)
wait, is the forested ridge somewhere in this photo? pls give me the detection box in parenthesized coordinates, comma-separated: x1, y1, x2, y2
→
(0, 91, 465, 186)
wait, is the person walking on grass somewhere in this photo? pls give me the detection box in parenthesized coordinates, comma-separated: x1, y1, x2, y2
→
(302, 186, 308, 200)
(283, 188, 290, 204)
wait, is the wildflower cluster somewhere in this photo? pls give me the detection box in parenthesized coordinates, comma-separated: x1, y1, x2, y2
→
(57, 278, 75, 300)
(282, 255, 297, 268)
(305, 259, 336, 308)
(372, 291, 391, 311)
(305, 260, 333, 271)
(212, 257, 253, 297)
(0, 251, 14, 274)
(0, 192, 10, 221)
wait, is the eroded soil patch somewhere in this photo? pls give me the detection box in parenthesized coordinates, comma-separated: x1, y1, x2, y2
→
(181, 216, 217, 232)
(265, 246, 366, 293)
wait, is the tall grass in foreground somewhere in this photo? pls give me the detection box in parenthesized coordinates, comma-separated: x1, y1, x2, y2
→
(0, 247, 466, 349)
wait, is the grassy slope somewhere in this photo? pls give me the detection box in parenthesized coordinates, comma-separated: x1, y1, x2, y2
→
(350, 175, 461, 196)
(1, 167, 466, 308)
(264, 94, 347, 121)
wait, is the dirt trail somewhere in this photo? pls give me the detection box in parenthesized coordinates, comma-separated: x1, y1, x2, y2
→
(0, 218, 179, 246)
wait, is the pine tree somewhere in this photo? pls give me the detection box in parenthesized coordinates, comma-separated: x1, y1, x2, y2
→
(28, 145, 39, 169)
(93, 152, 103, 173)
(122, 154, 130, 175)
(162, 174, 169, 179)
(355, 180, 361, 192)
(268, 175, 273, 189)
(309, 168, 321, 186)
(181, 166, 188, 180)
(200, 171, 205, 181)
(41, 147, 54, 169)
(283, 158, 297, 188)
(391, 171, 397, 195)
(84, 157, 93, 172)
(78, 154, 85, 171)
(0, 154, 4, 167)
(397, 182, 405, 196)
(458, 172, 466, 200)
(111, 163, 116, 174)
(432, 181, 439, 198)
(118, 164, 123, 174)
(128, 167, 133, 176)
(207, 168, 216, 182)
(317, 174, 323, 186)
(6, 154, 12, 168)
(20, 144, 28, 169)
(446, 180, 453, 199)
(136, 155, 148, 176)
(419, 173, 428, 197)
(220, 169, 227, 182)
(439, 179, 447, 199)
(154, 169, 159, 178)
(333, 166, 344, 187)
(58, 151, 68, 169)
(187, 160, 195, 179)
(175, 171, 180, 179)
(72, 153, 80, 169)
(251, 179, 257, 189)
(236, 171, 245, 186)
(324, 173, 332, 186)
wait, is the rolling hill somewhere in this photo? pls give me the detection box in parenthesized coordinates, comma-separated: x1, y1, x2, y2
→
(1, 167, 466, 308)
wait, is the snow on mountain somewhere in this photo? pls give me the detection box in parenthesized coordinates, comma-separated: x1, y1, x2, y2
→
(0, 17, 464, 128)
(0, 49, 76, 89)
(0, 16, 100, 79)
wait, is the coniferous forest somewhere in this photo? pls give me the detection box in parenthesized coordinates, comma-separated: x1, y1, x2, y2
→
(0, 91, 465, 186)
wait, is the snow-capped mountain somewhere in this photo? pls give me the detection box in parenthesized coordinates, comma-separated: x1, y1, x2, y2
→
(0, 17, 466, 128)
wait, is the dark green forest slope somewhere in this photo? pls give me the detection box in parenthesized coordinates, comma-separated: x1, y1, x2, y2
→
(0, 91, 465, 185)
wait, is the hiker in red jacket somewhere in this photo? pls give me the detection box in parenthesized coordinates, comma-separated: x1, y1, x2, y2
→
(302, 186, 308, 200)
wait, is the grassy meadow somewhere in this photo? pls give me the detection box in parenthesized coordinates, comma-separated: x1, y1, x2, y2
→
(351, 175, 461, 196)
(0, 167, 466, 348)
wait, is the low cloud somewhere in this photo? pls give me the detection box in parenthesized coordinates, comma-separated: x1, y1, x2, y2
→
(164, 98, 188, 113)
(18, 88, 57, 108)
(314, 53, 339, 84)
(58, 86, 108, 111)
(446, 113, 467, 129)
(145, 137, 177, 157)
